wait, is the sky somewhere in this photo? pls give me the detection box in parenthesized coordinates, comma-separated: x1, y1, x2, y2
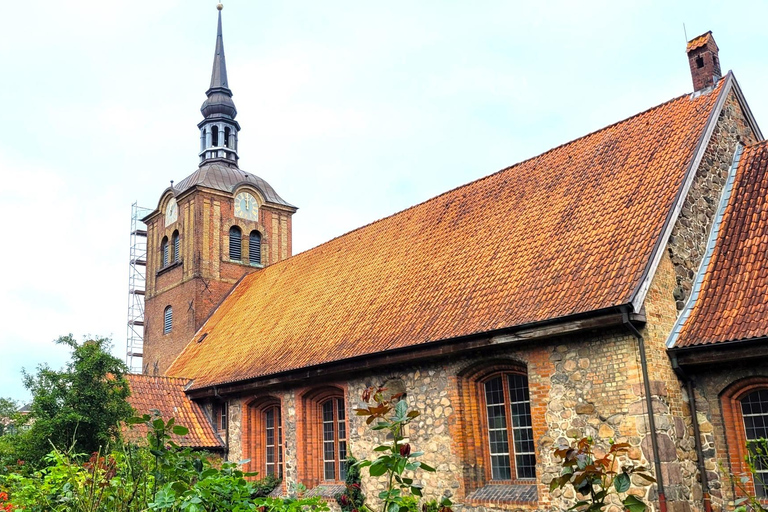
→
(0, 1, 767, 402)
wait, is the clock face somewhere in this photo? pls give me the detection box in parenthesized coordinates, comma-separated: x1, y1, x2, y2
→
(165, 198, 178, 225)
(234, 192, 259, 221)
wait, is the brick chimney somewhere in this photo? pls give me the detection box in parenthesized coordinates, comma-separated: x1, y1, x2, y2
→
(686, 31, 721, 92)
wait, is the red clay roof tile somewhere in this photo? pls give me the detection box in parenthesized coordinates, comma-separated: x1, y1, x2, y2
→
(687, 31, 715, 53)
(168, 81, 726, 389)
(674, 141, 768, 348)
(125, 374, 222, 449)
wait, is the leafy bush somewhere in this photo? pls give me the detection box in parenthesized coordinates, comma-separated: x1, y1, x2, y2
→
(0, 413, 328, 512)
(550, 436, 655, 512)
(731, 437, 768, 512)
(335, 455, 366, 512)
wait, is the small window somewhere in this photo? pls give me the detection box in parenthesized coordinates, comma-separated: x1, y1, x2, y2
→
(216, 402, 228, 431)
(212, 125, 219, 147)
(249, 231, 262, 265)
(224, 127, 231, 148)
(322, 398, 347, 481)
(741, 389, 768, 497)
(229, 226, 242, 261)
(161, 236, 169, 267)
(695, 55, 705, 69)
(264, 405, 284, 478)
(163, 306, 172, 334)
(172, 230, 180, 263)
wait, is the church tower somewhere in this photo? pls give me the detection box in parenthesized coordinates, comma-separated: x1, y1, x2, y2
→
(142, 5, 297, 375)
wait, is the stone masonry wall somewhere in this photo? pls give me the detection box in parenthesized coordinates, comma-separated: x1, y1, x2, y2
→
(668, 89, 757, 310)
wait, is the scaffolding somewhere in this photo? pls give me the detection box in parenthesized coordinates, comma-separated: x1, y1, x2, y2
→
(127, 202, 152, 373)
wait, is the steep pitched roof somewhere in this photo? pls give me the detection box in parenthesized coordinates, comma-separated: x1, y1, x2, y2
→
(168, 80, 727, 390)
(671, 141, 768, 348)
(125, 374, 222, 449)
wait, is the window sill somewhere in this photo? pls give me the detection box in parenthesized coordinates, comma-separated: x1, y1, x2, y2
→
(464, 483, 538, 505)
(305, 483, 346, 499)
(157, 260, 182, 276)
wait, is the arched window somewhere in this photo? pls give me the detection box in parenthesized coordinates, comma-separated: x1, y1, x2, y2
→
(163, 306, 172, 334)
(212, 125, 219, 147)
(482, 373, 535, 479)
(161, 236, 169, 267)
(224, 127, 231, 148)
(741, 389, 768, 497)
(249, 231, 262, 265)
(172, 230, 180, 263)
(321, 397, 347, 481)
(229, 226, 242, 261)
(264, 404, 284, 478)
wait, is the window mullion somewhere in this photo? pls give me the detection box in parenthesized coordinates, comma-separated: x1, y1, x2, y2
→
(503, 377, 515, 480)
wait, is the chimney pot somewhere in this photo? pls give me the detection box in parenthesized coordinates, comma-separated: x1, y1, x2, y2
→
(686, 31, 721, 92)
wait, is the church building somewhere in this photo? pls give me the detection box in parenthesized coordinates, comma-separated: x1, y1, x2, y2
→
(127, 10, 768, 512)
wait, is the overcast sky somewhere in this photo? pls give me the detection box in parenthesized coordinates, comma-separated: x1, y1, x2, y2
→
(0, 1, 766, 401)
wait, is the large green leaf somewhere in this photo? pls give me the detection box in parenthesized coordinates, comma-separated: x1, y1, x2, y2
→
(622, 495, 647, 512)
(614, 472, 630, 493)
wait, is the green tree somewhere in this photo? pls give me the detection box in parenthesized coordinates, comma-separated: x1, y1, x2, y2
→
(14, 335, 133, 466)
(0, 398, 19, 436)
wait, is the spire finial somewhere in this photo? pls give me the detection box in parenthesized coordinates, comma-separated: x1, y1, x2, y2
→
(217, 3, 223, 10)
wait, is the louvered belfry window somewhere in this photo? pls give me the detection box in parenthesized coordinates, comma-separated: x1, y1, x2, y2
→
(161, 237, 169, 267)
(172, 231, 180, 263)
(163, 306, 172, 334)
(229, 226, 242, 261)
(249, 231, 262, 265)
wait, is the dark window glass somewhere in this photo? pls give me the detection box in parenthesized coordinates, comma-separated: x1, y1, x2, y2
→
(212, 126, 219, 147)
(483, 372, 536, 480)
(321, 397, 347, 481)
(229, 226, 242, 261)
(742, 390, 768, 497)
(249, 231, 262, 265)
(163, 306, 172, 334)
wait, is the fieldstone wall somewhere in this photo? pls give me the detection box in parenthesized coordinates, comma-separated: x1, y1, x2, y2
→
(668, 89, 758, 310)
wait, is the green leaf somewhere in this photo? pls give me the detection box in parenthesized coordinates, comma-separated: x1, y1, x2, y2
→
(395, 400, 408, 418)
(614, 472, 630, 493)
(388, 502, 400, 512)
(126, 416, 148, 425)
(419, 462, 436, 472)
(374, 446, 391, 452)
(153, 418, 165, 430)
(411, 485, 423, 497)
(173, 425, 190, 436)
(370, 459, 389, 477)
(622, 495, 647, 512)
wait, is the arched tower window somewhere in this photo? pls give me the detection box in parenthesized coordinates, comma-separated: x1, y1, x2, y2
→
(172, 230, 180, 263)
(249, 231, 262, 265)
(163, 306, 173, 334)
(741, 389, 768, 497)
(224, 127, 231, 148)
(229, 226, 242, 261)
(161, 236, 169, 267)
(212, 125, 219, 147)
(321, 397, 347, 481)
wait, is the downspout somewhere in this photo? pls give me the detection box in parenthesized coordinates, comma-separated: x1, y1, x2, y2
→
(622, 307, 667, 512)
(671, 353, 712, 512)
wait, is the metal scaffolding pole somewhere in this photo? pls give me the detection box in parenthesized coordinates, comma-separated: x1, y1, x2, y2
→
(126, 202, 152, 373)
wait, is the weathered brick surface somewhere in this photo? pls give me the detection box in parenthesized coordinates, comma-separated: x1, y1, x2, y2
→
(143, 185, 294, 374)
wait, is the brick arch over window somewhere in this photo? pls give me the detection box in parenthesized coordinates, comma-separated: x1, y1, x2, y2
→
(455, 360, 536, 493)
(720, 376, 768, 499)
(297, 386, 347, 489)
(242, 396, 284, 482)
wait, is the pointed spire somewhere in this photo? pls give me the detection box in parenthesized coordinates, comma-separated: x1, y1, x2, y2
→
(209, 4, 229, 92)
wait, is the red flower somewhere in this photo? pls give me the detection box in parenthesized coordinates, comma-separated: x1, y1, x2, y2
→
(399, 443, 411, 457)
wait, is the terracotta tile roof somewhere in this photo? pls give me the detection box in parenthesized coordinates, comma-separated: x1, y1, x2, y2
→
(168, 81, 726, 390)
(125, 374, 222, 449)
(687, 31, 715, 53)
(673, 141, 768, 348)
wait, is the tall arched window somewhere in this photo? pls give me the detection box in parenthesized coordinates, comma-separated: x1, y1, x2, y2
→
(264, 404, 284, 478)
(163, 306, 173, 334)
(482, 372, 535, 479)
(172, 230, 180, 263)
(161, 236, 169, 267)
(741, 389, 768, 497)
(224, 127, 231, 148)
(249, 231, 262, 265)
(212, 125, 219, 147)
(321, 397, 347, 481)
(229, 226, 242, 261)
